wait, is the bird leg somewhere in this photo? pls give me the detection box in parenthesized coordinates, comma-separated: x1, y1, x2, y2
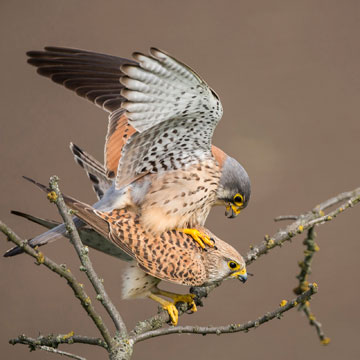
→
(148, 293, 180, 325)
(148, 290, 197, 326)
(177, 228, 214, 249)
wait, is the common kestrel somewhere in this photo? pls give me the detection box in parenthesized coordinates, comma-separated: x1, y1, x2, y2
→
(10, 178, 247, 326)
(25, 47, 251, 248)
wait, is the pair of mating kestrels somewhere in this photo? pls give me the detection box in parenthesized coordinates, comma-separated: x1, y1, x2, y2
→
(5, 47, 251, 325)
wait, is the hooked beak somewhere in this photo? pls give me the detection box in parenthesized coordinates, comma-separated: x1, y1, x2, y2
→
(230, 267, 248, 283)
(225, 204, 242, 219)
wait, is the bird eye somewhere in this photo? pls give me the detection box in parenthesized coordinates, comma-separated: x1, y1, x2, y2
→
(233, 193, 244, 206)
(228, 261, 238, 269)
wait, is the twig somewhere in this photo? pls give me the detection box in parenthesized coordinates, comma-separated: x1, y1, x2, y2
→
(315, 187, 360, 211)
(0, 220, 112, 349)
(48, 176, 128, 338)
(9, 333, 107, 349)
(132, 285, 317, 343)
(293, 227, 330, 345)
(303, 304, 330, 345)
(245, 187, 360, 265)
(34, 345, 86, 360)
(274, 215, 299, 222)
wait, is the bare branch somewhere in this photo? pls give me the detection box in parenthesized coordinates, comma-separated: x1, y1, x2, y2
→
(245, 187, 360, 265)
(315, 187, 360, 211)
(274, 215, 299, 222)
(48, 176, 128, 338)
(37, 346, 87, 360)
(133, 284, 317, 343)
(303, 305, 330, 345)
(9, 333, 107, 349)
(293, 227, 330, 344)
(0, 220, 113, 349)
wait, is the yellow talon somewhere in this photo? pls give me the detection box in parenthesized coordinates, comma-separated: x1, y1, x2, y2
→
(148, 293, 180, 325)
(177, 228, 214, 249)
(149, 291, 197, 325)
(163, 303, 179, 325)
(172, 294, 197, 313)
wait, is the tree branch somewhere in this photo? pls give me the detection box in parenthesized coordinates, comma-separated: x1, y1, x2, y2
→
(48, 176, 127, 338)
(9, 333, 107, 349)
(293, 227, 330, 345)
(133, 285, 317, 342)
(245, 187, 360, 265)
(0, 220, 113, 350)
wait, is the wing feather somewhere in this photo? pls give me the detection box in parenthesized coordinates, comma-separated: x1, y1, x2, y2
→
(114, 48, 223, 188)
(27, 47, 223, 189)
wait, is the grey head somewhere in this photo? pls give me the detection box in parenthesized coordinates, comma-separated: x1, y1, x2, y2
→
(216, 156, 251, 218)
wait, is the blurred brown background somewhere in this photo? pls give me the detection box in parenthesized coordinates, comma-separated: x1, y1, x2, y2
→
(1, 1, 359, 359)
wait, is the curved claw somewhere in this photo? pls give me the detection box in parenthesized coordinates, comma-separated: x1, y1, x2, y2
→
(163, 303, 179, 326)
(178, 228, 214, 249)
(149, 291, 198, 326)
(173, 294, 197, 313)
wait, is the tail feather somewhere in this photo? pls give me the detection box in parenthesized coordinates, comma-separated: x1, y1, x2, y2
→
(4, 224, 67, 257)
(4, 177, 132, 261)
(70, 143, 112, 200)
(11, 210, 60, 229)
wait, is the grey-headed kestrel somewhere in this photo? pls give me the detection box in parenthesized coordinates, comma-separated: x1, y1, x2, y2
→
(19, 46, 251, 250)
(11, 177, 247, 326)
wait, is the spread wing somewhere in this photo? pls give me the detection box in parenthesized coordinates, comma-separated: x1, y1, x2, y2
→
(27, 47, 224, 191)
(115, 48, 223, 189)
(26, 46, 138, 177)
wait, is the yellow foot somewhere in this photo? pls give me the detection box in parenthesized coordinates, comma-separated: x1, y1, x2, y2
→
(163, 302, 179, 326)
(148, 293, 179, 325)
(158, 290, 197, 313)
(177, 228, 214, 249)
(148, 291, 198, 326)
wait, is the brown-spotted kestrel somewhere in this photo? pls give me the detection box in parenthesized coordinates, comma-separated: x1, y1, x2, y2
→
(24, 46, 251, 249)
(10, 178, 247, 326)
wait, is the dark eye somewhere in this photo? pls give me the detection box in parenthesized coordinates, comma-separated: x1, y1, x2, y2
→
(228, 261, 237, 269)
(233, 193, 244, 206)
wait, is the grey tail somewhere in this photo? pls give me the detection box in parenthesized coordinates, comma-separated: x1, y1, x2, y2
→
(11, 210, 60, 229)
(70, 142, 112, 200)
(4, 176, 85, 257)
(3, 223, 68, 257)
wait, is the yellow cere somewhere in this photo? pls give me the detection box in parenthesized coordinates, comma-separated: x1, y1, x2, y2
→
(238, 267, 247, 275)
(230, 269, 247, 278)
(231, 204, 242, 215)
